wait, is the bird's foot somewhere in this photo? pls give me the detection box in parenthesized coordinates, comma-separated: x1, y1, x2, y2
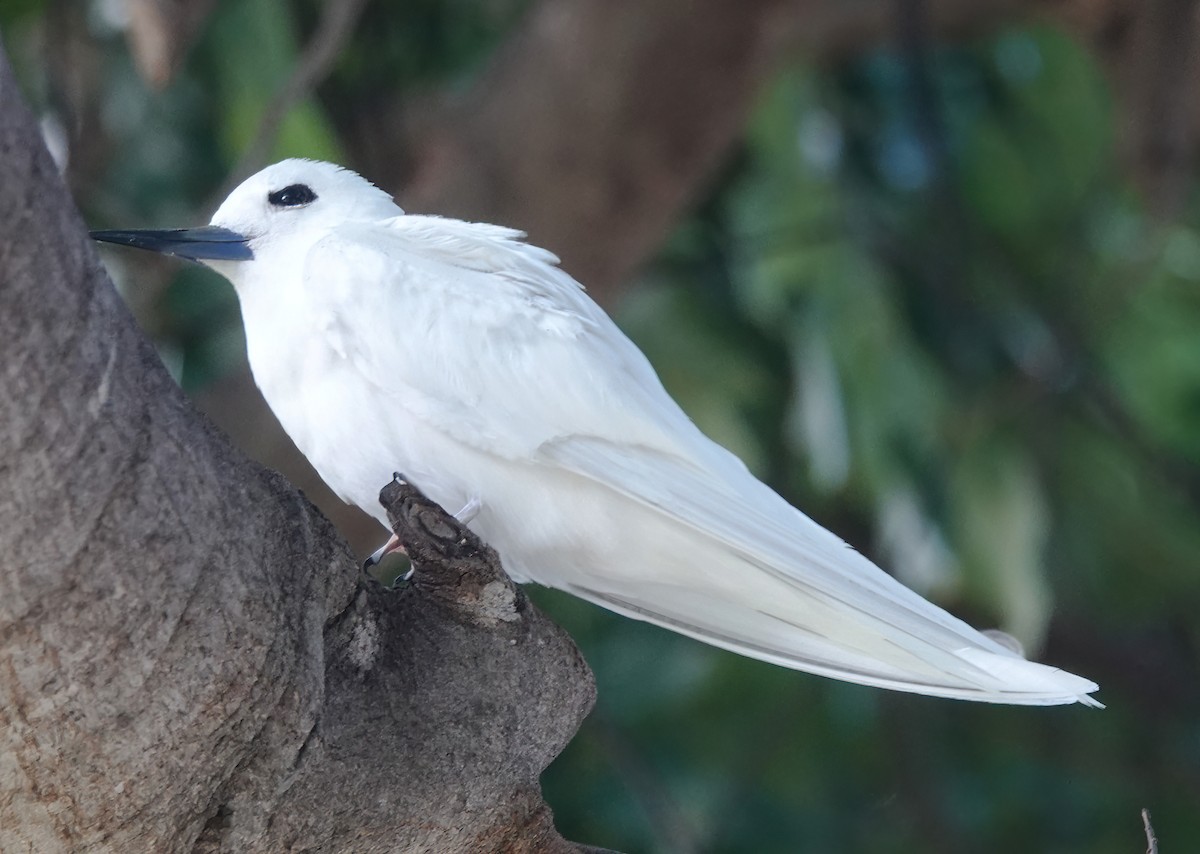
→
(363, 532, 407, 571)
(362, 533, 414, 589)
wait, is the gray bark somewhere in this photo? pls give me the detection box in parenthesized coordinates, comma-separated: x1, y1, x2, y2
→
(0, 47, 598, 854)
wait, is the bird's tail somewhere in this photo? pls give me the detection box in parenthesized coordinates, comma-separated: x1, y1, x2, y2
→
(569, 576, 1100, 706)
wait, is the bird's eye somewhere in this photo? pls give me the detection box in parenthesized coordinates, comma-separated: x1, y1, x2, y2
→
(267, 184, 317, 208)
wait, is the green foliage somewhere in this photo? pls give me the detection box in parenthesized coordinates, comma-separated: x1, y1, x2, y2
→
(0, 0, 43, 27)
(200, 1, 343, 163)
(314, 0, 529, 92)
(544, 25, 1200, 854)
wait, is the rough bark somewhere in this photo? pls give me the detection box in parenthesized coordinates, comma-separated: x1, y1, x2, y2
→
(0, 47, 597, 853)
(255, 479, 597, 853)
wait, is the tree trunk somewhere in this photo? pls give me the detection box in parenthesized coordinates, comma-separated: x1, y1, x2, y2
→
(0, 47, 599, 854)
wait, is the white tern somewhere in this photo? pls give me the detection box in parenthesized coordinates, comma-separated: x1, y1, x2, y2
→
(93, 159, 1101, 706)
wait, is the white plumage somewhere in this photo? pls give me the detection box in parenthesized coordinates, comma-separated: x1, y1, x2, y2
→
(106, 159, 1102, 706)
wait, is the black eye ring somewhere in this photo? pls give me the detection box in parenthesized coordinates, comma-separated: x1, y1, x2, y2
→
(268, 184, 317, 208)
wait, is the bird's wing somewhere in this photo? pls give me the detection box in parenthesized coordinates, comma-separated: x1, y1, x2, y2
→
(306, 216, 703, 458)
(304, 218, 1100, 706)
(543, 436, 1101, 705)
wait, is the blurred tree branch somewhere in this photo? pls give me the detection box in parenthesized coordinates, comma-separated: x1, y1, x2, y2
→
(224, 0, 371, 193)
(0, 47, 600, 853)
(124, 0, 219, 88)
(375, 0, 800, 303)
(1058, 0, 1200, 217)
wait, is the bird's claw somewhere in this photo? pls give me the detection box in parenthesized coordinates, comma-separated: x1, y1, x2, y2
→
(363, 532, 406, 570)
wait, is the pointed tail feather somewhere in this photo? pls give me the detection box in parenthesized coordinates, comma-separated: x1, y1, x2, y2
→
(543, 437, 1101, 707)
(566, 579, 1101, 707)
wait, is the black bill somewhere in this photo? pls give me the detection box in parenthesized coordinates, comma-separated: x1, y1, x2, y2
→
(90, 225, 253, 262)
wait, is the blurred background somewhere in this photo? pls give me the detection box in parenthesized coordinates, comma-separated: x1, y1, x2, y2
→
(4, 0, 1199, 851)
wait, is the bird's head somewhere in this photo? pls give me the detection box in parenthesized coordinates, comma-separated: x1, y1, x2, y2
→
(91, 159, 400, 281)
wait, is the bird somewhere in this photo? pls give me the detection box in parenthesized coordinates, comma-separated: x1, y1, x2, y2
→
(92, 158, 1101, 707)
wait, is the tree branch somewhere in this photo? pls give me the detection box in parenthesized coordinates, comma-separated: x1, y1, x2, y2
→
(242, 478, 598, 852)
(1142, 807, 1159, 854)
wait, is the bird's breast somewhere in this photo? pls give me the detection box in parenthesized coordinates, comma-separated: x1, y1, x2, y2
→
(241, 313, 479, 529)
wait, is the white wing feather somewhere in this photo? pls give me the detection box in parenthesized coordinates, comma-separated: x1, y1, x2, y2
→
(303, 216, 1101, 707)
